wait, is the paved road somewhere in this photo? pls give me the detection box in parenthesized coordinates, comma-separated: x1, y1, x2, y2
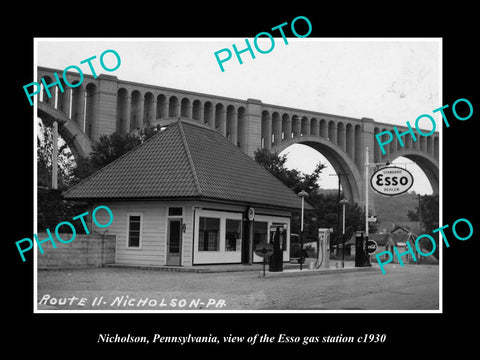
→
(255, 264, 439, 311)
(36, 264, 439, 311)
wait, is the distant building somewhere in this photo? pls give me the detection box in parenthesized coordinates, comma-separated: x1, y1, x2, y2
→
(63, 118, 312, 267)
(383, 226, 418, 264)
(347, 225, 438, 264)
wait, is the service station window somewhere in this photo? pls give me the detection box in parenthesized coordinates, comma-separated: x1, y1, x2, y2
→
(168, 207, 183, 216)
(127, 214, 142, 248)
(254, 221, 268, 250)
(199, 217, 220, 251)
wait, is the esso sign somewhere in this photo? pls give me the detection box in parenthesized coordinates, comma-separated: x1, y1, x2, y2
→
(370, 166, 414, 196)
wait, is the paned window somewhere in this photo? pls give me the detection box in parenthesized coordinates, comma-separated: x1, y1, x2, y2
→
(128, 215, 141, 248)
(168, 207, 183, 216)
(199, 217, 220, 251)
(225, 219, 242, 251)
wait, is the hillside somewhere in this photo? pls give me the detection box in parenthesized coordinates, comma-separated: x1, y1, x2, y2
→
(319, 188, 421, 233)
(373, 191, 421, 233)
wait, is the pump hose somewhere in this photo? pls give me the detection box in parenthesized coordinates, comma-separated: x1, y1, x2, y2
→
(314, 244, 324, 269)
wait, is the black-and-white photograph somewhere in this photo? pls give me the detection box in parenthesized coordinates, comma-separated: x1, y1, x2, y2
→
(7, 6, 479, 355)
(32, 38, 442, 312)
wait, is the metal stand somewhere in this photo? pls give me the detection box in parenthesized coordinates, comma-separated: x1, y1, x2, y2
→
(300, 231, 304, 270)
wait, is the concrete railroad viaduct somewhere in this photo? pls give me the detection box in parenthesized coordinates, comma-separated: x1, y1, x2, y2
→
(37, 66, 439, 213)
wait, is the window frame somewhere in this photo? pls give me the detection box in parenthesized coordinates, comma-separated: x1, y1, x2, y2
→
(193, 209, 244, 264)
(126, 212, 143, 249)
(168, 207, 183, 217)
(198, 216, 221, 252)
(225, 218, 242, 252)
(252, 214, 291, 263)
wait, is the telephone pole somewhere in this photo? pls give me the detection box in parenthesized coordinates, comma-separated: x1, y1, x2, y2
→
(329, 172, 348, 255)
(52, 121, 58, 190)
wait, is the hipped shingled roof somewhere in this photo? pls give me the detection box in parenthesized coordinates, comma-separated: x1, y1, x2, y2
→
(63, 119, 312, 211)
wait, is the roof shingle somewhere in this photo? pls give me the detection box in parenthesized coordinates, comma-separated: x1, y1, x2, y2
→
(63, 119, 309, 210)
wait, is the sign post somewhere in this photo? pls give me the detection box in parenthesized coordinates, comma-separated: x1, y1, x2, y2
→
(246, 207, 255, 265)
(255, 243, 274, 276)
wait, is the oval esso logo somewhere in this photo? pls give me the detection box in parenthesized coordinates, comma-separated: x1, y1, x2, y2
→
(370, 166, 414, 196)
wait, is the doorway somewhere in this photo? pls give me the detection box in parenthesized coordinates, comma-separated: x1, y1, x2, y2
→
(167, 219, 182, 266)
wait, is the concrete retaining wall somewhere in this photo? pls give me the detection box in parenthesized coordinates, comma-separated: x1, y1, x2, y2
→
(37, 233, 116, 269)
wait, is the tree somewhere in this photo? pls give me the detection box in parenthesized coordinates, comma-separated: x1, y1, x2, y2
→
(407, 194, 439, 233)
(37, 123, 161, 231)
(37, 119, 87, 231)
(254, 148, 325, 194)
(72, 124, 162, 183)
(304, 191, 375, 248)
(407, 194, 439, 258)
(37, 187, 89, 233)
(37, 118, 77, 189)
(254, 148, 369, 245)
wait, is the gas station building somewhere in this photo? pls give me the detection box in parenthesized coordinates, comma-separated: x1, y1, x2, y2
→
(64, 119, 311, 267)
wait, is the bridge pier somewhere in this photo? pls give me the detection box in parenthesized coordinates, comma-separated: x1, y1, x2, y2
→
(245, 99, 263, 157)
(71, 85, 85, 132)
(144, 93, 157, 125)
(35, 66, 439, 219)
(215, 104, 226, 137)
(117, 89, 131, 133)
(261, 110, 272, 150)
(272, 113, 281, 146)
(227, 107, 238, 146)
(358, 117, 377, 215)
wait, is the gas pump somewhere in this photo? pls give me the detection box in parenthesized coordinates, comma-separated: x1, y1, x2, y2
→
(355, 231, 365, 267)
(315, 228, 332, 269)
(268, 225, 284, 272)
(355, 231, 372, 267)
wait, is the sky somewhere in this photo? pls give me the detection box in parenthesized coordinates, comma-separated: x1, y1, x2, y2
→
(36, 38, 441, 194)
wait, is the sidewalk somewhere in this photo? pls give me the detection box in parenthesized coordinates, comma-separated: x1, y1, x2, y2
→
(106, 259, 378, 276)
(262, 260, 378, 277)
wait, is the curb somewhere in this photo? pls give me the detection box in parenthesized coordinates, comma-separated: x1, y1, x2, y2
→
(105, 263, 378, 275)
(105, 264, 206, 273)
(259, 266, 377, 278)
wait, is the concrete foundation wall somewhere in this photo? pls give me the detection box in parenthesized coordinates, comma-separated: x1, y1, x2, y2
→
(37, 233, 116, 269)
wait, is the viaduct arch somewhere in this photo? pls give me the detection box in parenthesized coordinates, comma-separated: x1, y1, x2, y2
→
(382, 149, 439, 195)
(273, 136, 363, 207)
(37, 101, 93, 161)
(36, 66, 439, 213)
